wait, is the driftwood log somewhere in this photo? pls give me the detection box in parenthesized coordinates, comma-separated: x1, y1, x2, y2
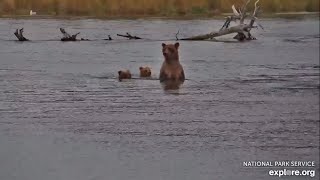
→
(60, 28, 80, 41)
(117, 33, 142, 39)
(180, 0, 263, 41)
(14, 28, 29, 41)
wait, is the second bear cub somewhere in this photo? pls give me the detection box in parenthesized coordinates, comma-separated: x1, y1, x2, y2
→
(139, 66, 152, 77)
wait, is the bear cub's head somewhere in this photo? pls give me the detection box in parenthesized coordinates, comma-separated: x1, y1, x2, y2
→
(139, 66, 152, 77)
(118, 70, 132, 80)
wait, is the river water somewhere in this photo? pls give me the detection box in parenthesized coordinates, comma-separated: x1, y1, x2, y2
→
(0, 18, 319, 180)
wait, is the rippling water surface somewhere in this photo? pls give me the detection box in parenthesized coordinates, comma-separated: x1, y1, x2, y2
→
(0, 18, 319, 180)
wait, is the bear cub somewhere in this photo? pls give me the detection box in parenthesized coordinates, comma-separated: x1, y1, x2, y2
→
(118, 70, 132, 80)
(139, 66, 152, 77)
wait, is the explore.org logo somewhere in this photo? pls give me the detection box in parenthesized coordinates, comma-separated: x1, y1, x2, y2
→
(243, 161, 317, 178)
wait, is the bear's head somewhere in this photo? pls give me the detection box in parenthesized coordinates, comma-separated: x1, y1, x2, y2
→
(139, 66, 152, 77)
(118, 70, 132, 80)
(162, 42, 180, 62)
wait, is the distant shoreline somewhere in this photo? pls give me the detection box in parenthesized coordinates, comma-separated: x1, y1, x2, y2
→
(0, 12, 319, 20)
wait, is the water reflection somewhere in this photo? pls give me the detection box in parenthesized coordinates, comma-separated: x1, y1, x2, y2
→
(161, 80, 184, 91)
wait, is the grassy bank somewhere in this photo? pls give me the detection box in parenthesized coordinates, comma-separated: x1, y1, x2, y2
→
(0, 0, 319, 17)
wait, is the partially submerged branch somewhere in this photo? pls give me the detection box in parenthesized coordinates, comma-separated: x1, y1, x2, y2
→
(14, 28, 29, 41)
(104, 35, 113, 41)
(181, 24, 254, 41)
(175, 30, 180, 41)
(117, 33, 142, 40)
(60, 28, 80, 41)
(240, 0, 251, 24)
(180, 0, 262, 42)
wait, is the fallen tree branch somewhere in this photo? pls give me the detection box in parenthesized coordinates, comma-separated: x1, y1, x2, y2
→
(175, 30, 180, 40)
(60, 28, 80, 41)
(181, 0, 262, 42)
(14, 28, 29, 41)
(117, 33, 142, 39)
(181, 24, 253, 41)
(240, 0, 251, 24)
(220, 15, 240, 31)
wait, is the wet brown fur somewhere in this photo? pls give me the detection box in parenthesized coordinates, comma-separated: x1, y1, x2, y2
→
(159, 42, 185, 82)
(118, 70, 132, 80)
(139, 66, 152, 77)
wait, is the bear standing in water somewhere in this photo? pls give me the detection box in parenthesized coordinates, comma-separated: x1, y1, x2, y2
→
(160, 42, 185, 82)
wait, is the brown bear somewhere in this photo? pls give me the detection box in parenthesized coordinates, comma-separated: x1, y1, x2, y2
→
(159, 42, 185, 82)
(139, 66, 152, 77)
(118, 70, 132, 81)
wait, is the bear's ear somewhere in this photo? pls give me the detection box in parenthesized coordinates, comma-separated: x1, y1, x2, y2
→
(174, 42, 180, 49)
(118, 71, 122, 75)
(162, 43, 166, 48)
(139, 67, 143, 70)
